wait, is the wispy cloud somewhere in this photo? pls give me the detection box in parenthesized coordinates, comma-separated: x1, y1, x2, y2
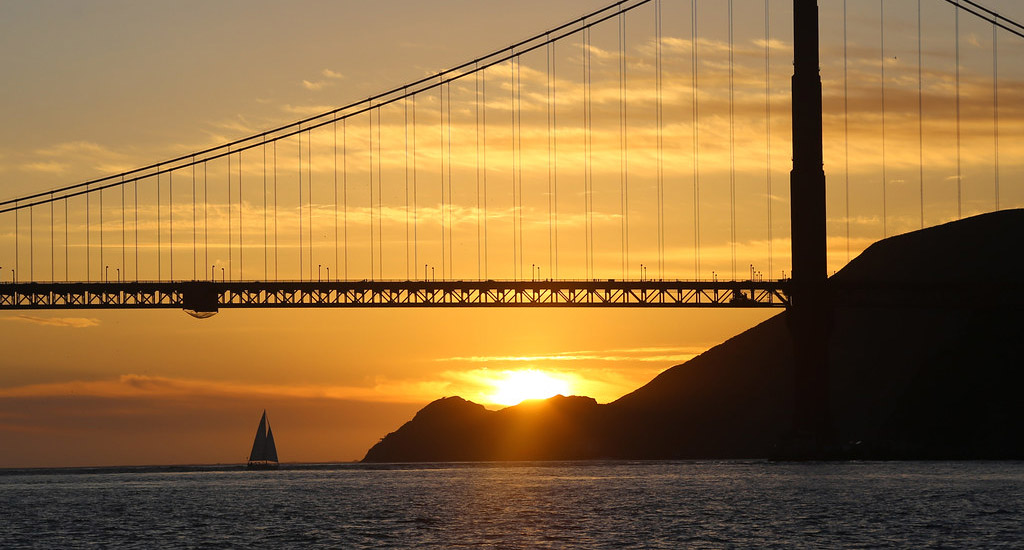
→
(0, 374, 444, 404)
(2, 315, 100, 328)
(282, 104, 336, 116)
(435, 345, 703, 364)
(20, 161, 66, 174)
(0, 364, 663, 407)
(302, 79, 328, 91)
(301, 70, 344, 92)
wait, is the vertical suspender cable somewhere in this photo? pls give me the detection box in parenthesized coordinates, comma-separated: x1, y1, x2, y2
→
(844, 0, 851, 260)
(482, 72, 489, 279)
(169, 172, 173, 279)
(692, 0, 700, 280)
(406, 95, 412, 279)
(273, 142, 278, 279)
(619, 10, 628, 280)
(66, 198, 70, 281)
(405, 98, 409, 276)
(29, 206, 33, 281)
(516, 57, 524, 279)
(100, 186, 104, 279)
(370, 107, 376, 279)
(402, 98, 409, 279)
(766, 0, 774, 278)
(307, 130, 311, 280)
(411, 99, 417, 278)
(552, 40, 559, 279)
(143, 176, 147, 278)
(299, 129, 304, 280)
(918, 0, 925, 228)
(955, 0, 962, 218)
(729, 0, 736, 279)
(227, 158, 233, 279)
(511, 58, 517, 279)
(446, 84, 453, 278)
(881, 0, 887, 238)
(993, 20, 999, 210)
(310, 130, 315, 279)
(336, 116, 341, 280)
(344, 119, 349, 279)
(193, 161, 197, 280)
(656, 0, 664, 280)
(584, 28, 593, 279)
(14, 202, 18, 281)
(227, 155, 232, 280)
(379, 109, 385, 278)
(440, 85, 446, 279)
(547, 40, 554, 278)
(156, 172, 160, 281)
(121, 176, 125, 281)
(169, 171, 173, 279)
(238, 153, 243, 280)
(476, 69, 483, 280)
(50, 194, 54, 281)
(262, 137, 266, 278)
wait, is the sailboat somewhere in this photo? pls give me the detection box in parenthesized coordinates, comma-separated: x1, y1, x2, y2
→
(247, 410, 279, 470)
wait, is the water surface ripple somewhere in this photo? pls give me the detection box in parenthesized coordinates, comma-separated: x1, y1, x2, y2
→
(1, 461, 1021, 548)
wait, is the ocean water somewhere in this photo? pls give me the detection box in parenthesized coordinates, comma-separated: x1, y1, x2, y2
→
(0, 461, 1021, 548)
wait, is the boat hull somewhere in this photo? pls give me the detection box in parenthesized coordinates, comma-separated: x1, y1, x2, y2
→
(246, 461, 279, 471)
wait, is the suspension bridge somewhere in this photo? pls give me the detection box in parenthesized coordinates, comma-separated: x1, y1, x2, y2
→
(0, 0, 1021, 317)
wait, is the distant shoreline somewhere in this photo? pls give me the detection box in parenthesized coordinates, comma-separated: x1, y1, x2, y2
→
(4, 458, 1023, 477)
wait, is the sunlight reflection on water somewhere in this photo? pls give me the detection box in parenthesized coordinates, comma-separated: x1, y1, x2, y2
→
(1, 461, 1022, 548)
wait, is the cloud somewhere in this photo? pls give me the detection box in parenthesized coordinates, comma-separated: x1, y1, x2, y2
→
(435, 345, 703, 364)
(20, 140, 135, 178)
(0, 362, 666, 408)
(302, 79, 329, 91)
(0, 374, 442, 404)
(2, 315, 100, 328)
(282, 103, 336, 115)
(301, 70, 342, 91)
(34, 141, 111, 157)
(20, 161, 66, 174)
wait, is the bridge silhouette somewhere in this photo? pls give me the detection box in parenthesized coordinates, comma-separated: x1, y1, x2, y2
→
(1, 0, 1021, 316)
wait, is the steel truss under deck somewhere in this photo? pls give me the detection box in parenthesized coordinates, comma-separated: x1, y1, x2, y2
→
(0, 280, 790, 312)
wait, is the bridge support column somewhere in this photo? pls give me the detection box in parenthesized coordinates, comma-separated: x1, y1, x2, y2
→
(789, 0, 831, 448)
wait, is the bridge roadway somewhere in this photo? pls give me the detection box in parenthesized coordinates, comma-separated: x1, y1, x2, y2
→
(0, 279, 790, 313)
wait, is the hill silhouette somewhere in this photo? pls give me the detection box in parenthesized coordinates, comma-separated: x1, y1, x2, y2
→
(363, 210, 1024, 462)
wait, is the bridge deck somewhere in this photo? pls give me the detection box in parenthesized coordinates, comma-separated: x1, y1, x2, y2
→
(0, 280, 790, 312)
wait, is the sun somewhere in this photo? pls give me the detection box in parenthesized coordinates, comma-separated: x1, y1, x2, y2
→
(486, 369, 573, 407)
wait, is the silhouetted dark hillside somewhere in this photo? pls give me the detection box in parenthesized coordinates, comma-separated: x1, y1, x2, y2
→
(363, 210, 1024, 462)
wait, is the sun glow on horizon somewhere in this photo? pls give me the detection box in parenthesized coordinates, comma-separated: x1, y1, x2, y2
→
(485, 369, 573, 407)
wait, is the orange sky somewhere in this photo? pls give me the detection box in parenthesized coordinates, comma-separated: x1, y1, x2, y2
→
(1, 0, 1022, 467)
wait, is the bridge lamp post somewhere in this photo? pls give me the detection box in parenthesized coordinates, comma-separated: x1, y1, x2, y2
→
(116, 268, 120, 283)
(318, 264, 322, 282)
(326, 267, 330, 281)
(221, 267, 225, 281)
(105, 265, 109, 282)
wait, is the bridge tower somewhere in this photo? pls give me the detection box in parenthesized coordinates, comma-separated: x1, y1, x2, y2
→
(789, 0, 831, 442)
